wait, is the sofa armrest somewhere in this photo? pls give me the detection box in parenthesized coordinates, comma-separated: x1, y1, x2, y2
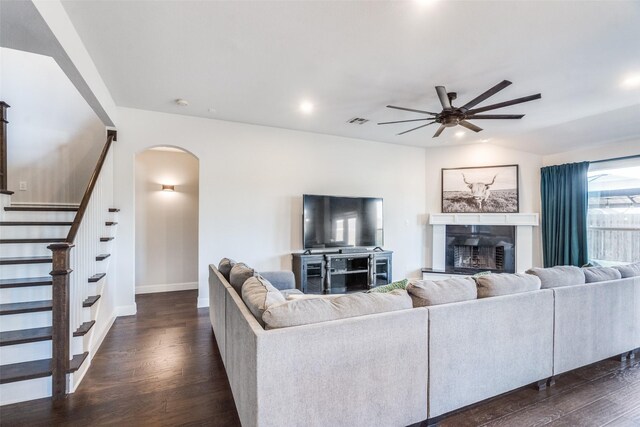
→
(260, 270, 295, 290)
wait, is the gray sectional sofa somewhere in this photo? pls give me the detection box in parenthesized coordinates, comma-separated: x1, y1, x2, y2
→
(209, 261, 640, 427)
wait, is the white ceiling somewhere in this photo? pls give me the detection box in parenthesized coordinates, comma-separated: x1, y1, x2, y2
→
(61, 0, 640, 154)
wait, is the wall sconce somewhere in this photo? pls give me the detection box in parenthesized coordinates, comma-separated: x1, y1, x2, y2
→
(162, 184, 175, 192)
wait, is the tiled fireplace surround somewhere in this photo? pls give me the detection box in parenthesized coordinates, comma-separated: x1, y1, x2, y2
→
(429, 213, 539, 274)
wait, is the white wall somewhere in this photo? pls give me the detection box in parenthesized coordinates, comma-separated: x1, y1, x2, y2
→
(0, 48, 105, 203)
(113, 107, 427, 308)
(423, 143, 544, 268)
(135, 149, 199, 293)
(543, 138, 640, 166)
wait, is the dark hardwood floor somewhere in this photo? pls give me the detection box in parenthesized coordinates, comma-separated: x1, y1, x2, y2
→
(1, 290, 639, 426)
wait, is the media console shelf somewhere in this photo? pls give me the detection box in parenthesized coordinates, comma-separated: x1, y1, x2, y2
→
(292, 250, 393, 294)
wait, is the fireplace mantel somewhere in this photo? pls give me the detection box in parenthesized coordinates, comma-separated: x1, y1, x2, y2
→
(429, 213, 539, 274)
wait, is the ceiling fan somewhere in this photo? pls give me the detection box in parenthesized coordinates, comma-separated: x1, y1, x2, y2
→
(378, 80, 541, 138)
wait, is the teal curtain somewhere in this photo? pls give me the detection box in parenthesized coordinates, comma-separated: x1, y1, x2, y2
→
(540, 162, 590, 267)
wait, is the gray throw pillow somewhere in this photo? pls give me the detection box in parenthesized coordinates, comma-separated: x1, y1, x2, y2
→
(475, 273, 541, 298)
(241, 276, 286, 327)
(526, 266, 585, 289)
(613, 262, 640, 278)
(583, 267, 622, 283)
(406, 277, 477, 307)
(229, 262, 256, 294)
(262, 289, 412, 330)
(218, 258, 236, 281)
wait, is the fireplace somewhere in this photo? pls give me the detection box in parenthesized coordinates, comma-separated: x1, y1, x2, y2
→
(446, 225, 515, 274)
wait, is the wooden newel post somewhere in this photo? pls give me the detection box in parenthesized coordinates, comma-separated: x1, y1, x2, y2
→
(48, 242, 74, 401)
(0, 101, 10, 192)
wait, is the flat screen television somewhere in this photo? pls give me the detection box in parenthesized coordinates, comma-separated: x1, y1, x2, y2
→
(303, 194, 383, 249)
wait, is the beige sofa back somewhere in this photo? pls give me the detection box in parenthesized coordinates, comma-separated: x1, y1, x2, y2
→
(208, 265, 231, 367)
(552, 276, 640, 375)
(426, 289, 554, 418)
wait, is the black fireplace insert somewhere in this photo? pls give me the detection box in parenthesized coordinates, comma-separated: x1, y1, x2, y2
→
(445, 225, 515, 274)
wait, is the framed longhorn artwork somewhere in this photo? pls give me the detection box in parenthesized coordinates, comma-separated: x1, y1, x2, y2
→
(441, 164, 519, 213)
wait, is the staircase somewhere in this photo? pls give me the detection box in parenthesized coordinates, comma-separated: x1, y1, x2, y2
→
(0, 125, 117, 405)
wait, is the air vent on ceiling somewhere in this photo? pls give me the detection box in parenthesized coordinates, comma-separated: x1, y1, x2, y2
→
(347, 117, 369, 125)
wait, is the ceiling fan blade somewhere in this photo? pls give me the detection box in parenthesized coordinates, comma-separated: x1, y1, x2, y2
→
(466, 94, 542, 114)
(458, 120, 483, 133)
(397, 121, 436, 136)
(435, 86, 452, 110)
(386, 105, 438, 115)
(459, 80, 512, 112)
(378, 118, 432, 125)
(465, 114, 525, 119)
(432, 124, 446, 138)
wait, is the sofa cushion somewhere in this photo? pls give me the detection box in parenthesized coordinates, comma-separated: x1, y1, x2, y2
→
(241, 276, 286, 327)
(475, 273, 541, 298)
(525, 266, 585, 289)
(218, 258, 236, 281)
(280, 288, 304, 298)
(262, 290, 412, 329)
(613, 262, 640, 278)
(367, 279, 408, 293)
(583, 266, 622, 283)
(406, 277, 477, 307)
(229, 262, 256, 294)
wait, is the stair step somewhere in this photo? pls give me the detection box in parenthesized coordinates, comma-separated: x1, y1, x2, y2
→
(96, 254, 110, 261)
(82, 295, 100, 308)
(0, 222, 73, 226)
(0, 238, 65, 244)
(73, 321, 95, 337)
(108, 208, 120, 212)
(105, 222, 118, 226)
(0, 327, 52, 346)
(0, 190, 14, 195)
(88, 273, 106, 283)
(0, 277, 52, 289)
(0, 300, 52, 315)
(4, 206, 78, 212)
(99, 237, 114, 242)
(0, 256, 52, 265)
(0, 352, 88, 384)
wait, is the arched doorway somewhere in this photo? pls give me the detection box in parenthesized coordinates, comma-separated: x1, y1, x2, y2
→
(134, 146, 199, 296)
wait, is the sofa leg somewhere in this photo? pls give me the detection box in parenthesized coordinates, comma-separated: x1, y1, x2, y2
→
(547, 376, 556, 387)
(536, 379, 548, 391)
(630, 351, 636, 360)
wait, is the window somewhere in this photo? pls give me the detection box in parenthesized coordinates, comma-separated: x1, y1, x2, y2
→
(587, 159, 640, 266)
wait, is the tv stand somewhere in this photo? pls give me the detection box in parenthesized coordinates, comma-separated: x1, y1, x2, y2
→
(292, 250, 393, 294)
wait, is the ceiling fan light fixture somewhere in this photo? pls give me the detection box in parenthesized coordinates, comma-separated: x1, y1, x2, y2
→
(455, 131, 465, 138)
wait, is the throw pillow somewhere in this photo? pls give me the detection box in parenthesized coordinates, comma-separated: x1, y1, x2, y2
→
(229, 262, 256, 294)
(218, 258, 236, 281)
(262, 289, 412, 330)
(525, 266, 585, 289)
(241, 275, 286, 327)
(367, 278, 408, 293)
(583, 267, 622, 283)
(475, 273, 541, 298)
(406, 277, 477, 307)
(613, 262, 640, 278)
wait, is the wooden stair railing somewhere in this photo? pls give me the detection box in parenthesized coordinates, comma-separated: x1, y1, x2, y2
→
(48, 129, 116, 400)
(0, 101, 12, 195)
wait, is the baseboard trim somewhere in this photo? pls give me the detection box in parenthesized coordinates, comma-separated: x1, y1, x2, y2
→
(197, 297, 209, 308)
(136, 282, 198, 295)
(115, 303, 137, 317)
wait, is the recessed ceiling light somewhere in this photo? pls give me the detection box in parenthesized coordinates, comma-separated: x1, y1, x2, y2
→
(175, 99, 189, 107)
(455, 131, 465, 138)
(621, 74, 640, 89)
(299, 101, 314, 114)
(480, 138, 491, 143)
(415, 0, 438, 8)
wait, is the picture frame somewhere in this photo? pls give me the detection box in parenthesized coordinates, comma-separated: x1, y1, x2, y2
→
(441, 164, 519, 213)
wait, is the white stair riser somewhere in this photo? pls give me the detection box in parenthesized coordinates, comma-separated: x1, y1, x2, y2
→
(2, 211, 76, 222)
(0, 311, 51, 332)
(0, 263, 52, 280)
(0, 340, 51, 364)
(0, 377, 51, 406)
(0, 285, 51, 304)
(88, 279, 105, 297)
(0, 226, 70, 239)
(0, 243, 56, 257)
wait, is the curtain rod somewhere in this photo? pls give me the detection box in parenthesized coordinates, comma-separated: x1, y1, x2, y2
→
(590, 154, 640, 164)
